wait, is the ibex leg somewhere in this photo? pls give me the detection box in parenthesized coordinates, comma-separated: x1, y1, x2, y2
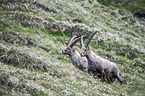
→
(101, 70, 108, 83)
(116, 72, 124, 85)
(107, 77, 112, 83)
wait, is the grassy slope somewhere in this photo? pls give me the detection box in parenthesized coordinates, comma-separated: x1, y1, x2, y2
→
(97, 0, 145, 14)
(0, 0, 145, 95)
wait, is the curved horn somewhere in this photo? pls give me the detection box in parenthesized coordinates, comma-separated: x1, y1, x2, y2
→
(70, 35, 88, 48)
(70, 37, 81, 47)
(67, 35, 77, 47)
(85, 31, 98, 48)
(81, 35, 85, 48)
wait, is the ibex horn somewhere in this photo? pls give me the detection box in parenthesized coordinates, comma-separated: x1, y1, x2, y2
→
(67, 35, 77, 47)
(70, 37, 81, 48)
(81, 35, 86, 48)
(70, 35, 88, 48)
(85, 31, 98, 48)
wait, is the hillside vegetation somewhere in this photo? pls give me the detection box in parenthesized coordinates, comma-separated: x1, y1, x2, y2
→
(0, 0, 145, 95)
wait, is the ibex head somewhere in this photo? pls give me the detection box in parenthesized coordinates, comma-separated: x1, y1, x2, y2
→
(62, 35, 81, 55)
(80, 31, 98, 57)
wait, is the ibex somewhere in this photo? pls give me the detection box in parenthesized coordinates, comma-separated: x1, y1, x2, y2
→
(62, 35, 88, 72)
(81, 32, 124, 85)
(80, 32, 107, 82)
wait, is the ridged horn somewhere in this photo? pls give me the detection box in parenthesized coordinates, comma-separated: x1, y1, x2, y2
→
(67, 35, 77, 47)
(70, 37, 81, 47)
(70, 35, 88, 48)
(85, 31, 98, 48)
(81, 35, 86, 48)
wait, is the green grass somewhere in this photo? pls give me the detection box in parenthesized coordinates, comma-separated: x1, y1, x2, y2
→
(97, 0, 145, 14)
(0, 0, 145, 95)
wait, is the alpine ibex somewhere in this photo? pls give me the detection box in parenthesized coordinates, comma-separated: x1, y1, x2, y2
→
(62, 35, 88, 72)
(81, 32, 124, 85)
(80, 32, 108, 82)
